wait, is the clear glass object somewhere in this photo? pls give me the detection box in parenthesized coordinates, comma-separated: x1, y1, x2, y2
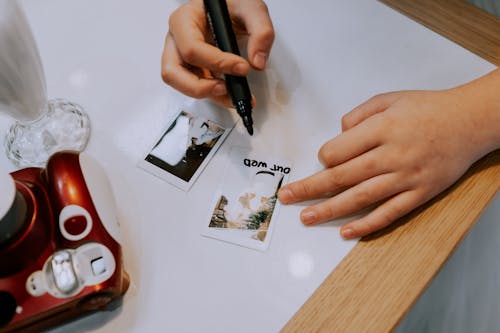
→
(0, 0, 90, 167)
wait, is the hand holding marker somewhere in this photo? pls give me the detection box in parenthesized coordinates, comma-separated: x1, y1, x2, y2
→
(204, 0, 254, 135)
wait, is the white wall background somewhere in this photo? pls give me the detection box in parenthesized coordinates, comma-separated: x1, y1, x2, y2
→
(467, 0, 500, 17)
(396, 193, 500, 332)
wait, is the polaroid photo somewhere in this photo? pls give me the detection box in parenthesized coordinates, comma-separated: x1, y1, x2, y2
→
(203, 147, 292, 251)
(138, 105, 235, 191)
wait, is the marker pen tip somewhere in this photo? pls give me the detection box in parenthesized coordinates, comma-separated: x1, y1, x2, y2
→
(246, 125, 254, 136)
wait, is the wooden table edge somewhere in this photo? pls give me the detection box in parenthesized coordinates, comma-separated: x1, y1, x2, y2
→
(282, 1, 500, 332)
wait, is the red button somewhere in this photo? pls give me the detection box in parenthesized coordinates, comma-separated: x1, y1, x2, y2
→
(63, 215, 88, 236)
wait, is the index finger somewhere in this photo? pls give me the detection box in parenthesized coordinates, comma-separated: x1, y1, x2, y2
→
(169, 4, 250, 76)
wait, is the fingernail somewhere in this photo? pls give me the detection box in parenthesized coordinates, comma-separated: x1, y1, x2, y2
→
(232, 63, 247, 75)
(341, 228, 355, 239)
(278, 188, 294, 203)
(301, 210, 317, 225)
(253, 52, 267, 69)
(212, 83, 227, 96)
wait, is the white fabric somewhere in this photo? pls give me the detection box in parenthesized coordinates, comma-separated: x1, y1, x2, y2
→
(150, 115, 190, 166)
(0, 0, 47, 122)
(0, 170, 15, 220)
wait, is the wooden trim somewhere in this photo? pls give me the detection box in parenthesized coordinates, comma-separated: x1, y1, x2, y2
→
(380, 0, 500, 66)
(283, 1, 500, 332)
(282, 152, 500, 333)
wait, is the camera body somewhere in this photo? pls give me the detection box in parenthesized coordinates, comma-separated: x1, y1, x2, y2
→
(0, 151, 129, 332)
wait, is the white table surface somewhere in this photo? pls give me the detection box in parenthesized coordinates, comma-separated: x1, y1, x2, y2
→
(0, 0, 495, 332)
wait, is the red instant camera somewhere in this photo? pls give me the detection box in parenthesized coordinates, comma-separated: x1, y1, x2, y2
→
(0, 151, 129, 332)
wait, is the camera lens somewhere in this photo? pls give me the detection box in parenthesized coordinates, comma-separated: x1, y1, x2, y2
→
(0, 291, 16, 327)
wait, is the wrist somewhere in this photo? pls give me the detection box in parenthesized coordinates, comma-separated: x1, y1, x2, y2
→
(448, 68, 500, 159)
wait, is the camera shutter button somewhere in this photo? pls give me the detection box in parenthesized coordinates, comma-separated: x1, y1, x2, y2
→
(59, 205, 92, 241)
(64, 215, 87, 236)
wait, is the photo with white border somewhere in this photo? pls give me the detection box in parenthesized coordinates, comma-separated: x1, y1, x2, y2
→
(203, 147, 292, 251)
(138, 104, 235, 191)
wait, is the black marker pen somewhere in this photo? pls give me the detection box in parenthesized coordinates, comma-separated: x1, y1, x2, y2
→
(204, 0, 254, 136)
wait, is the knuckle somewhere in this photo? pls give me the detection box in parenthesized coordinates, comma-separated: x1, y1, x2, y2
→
(185, 85, 206, 99)
(257, 1, 270, 14)
(371, 92, 386, 101)
(180, 45, 198, 64)
(363, 156, 377, 171)
(409, 164, 425, 180)
(168, 7, 183, 29)
(378, 212, 393, 227)
(359, 220, 381, 237)
(322, 203, 336, 221)
(341, 113, 353, 129)
(380, 205, 405, 226)
(255, 1, 269, 16)
(354, 189, 372, 207)
(370, 118, 389, 140)
(318, 145, 332, 165)
(411, 189, 428, 205)
(213, 57, 231, 72)
(167, 12, 176, 27)
(294, 181, 312, 199)
(260, 26, 275, 43)
(252, 2, 274, 42)
(376, 215, 393, 229)
(326, 169, 344, 188)
(161, 65, 175, 86)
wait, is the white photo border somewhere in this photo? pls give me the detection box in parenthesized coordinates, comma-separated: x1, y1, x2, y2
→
(202, 147, 292, 251)
(138, 109, 233, 191)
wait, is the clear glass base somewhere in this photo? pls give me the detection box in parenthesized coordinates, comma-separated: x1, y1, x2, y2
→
(4, 99, 90, 167)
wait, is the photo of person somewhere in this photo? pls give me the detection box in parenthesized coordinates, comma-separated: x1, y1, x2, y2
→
(141, 110, 227, 188)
